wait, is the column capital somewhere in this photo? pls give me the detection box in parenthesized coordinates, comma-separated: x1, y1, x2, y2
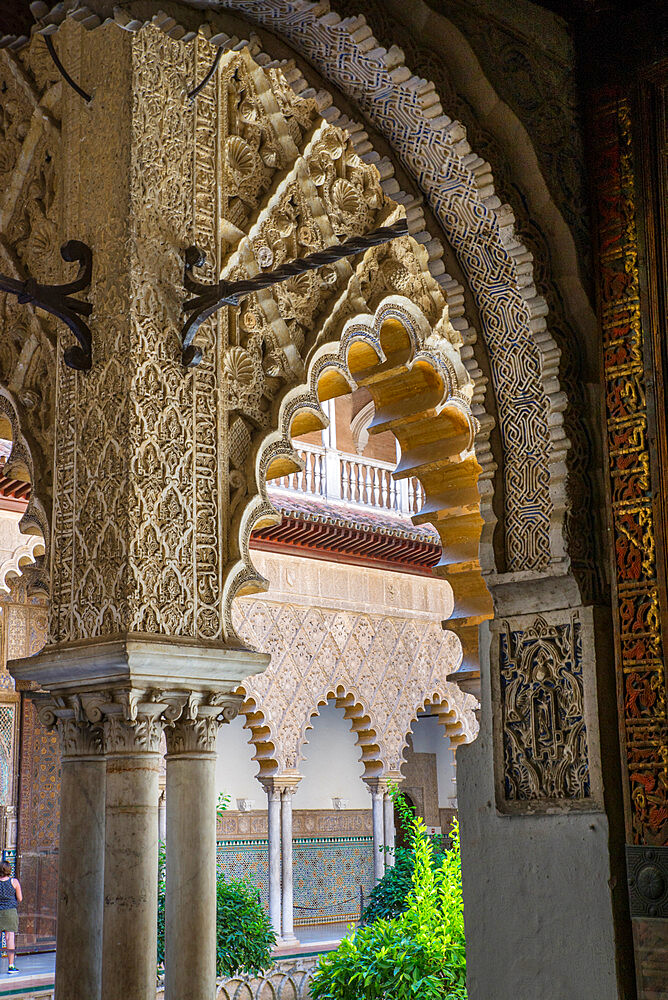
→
(364, 777, 391, 797)
(35, 695, 104, 758)
(261, 774, 302, 796)
(164, 691, 243, 755)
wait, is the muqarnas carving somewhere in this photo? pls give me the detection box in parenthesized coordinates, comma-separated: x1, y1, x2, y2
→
(499, 615, 590, 803)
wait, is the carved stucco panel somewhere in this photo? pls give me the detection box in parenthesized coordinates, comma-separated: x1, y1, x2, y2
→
(234, 594, 478, 776)
(491, 607, 604, 813)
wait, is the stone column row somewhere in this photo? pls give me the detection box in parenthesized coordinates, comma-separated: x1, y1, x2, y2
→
(367, 779, 396, 882)
(264, 779, 300, 944)
(40, 689, 239, 1000)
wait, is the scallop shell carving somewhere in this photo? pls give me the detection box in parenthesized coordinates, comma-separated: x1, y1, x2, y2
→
(332, 178, 361, 216)
(223, 347, 255, 387)
(226, 136, 255, 177)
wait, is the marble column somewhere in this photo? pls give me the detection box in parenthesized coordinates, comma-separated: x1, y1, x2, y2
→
(101, 710, 163, 1000)
(383, 793, 396, 869)
(370, 786, 385, 883)
(42, 707, 105, 1000)
(164, 705, 220, 1000)
(281, 787, 298, 943)
(267, 787, 282, 939)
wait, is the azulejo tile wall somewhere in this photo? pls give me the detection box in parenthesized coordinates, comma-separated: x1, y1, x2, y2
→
(217, 835, 374, 927)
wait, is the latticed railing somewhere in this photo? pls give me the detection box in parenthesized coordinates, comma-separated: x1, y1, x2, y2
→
(272, 442, 424, 516)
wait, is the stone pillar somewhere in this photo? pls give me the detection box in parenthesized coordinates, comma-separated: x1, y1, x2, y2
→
(266, 787, 282, 939)
(101, 707, 163, 1000)
(38, 703, 105, 1000)
(164, 697, 232, 1000)
(369, 783, 385, 883)
(383, 793, 395, 869)
(281, 786, 298, 944)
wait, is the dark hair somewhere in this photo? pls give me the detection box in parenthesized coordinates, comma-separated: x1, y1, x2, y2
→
(0, 862, 12, 877)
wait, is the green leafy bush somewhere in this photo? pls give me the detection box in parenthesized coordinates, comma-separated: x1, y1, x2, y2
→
(311, 797, 467, 1000)
(215, 878, 276, 978)
(362, 786, 445, 925)
(361, 845, 414, 924)
(157, 846, 275, 978)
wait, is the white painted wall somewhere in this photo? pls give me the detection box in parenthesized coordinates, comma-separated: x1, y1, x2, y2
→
(215, 715, 262, 806)
(293, 701, 369, 810)
(408, 714, 457, 807)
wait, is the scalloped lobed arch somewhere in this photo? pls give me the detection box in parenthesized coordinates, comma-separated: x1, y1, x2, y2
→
(225, 296, 491, 645)
(0, 388, 49, 596)
(31, 1, 572, 578)
(231, 296, 489, 778)
(215, 0, 566, 577)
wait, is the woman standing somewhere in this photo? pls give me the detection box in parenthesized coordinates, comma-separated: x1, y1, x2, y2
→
(0, 861, 21, 974)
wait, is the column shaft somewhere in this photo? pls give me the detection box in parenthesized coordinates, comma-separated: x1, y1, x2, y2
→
(55, 756, 105, 1000)
(165, 751, 217, 1000)
(281, 791, 296, 942)
(267, 790, 282, 938)
(371, 790, 385, 882)
(101, 751, 160, 1000)
(383, 794, 396, 869)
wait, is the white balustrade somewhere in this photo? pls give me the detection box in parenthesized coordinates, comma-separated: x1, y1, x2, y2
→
(270, 442, 425, 517)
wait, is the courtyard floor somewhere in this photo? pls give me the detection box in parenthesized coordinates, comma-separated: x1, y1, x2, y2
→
(0, 922, 353, 995)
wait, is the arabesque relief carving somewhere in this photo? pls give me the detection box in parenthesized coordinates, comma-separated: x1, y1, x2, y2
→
(235, 594, 478, 778)
(497, 614, 591, 806)
(25, 21, 489, 658)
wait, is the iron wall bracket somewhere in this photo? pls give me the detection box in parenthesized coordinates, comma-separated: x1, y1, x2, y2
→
(0, 240, 93, 371)
(180, 218, 409, 367)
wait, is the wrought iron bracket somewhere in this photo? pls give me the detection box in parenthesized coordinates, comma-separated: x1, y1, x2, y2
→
(187, 47, 223, 102)
(44, 35, 92, 104)
(0, 241, 93, 371)
(180, 217, 409, 368)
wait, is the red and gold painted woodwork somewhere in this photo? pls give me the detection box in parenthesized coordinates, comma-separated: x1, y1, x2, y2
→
(591, 88, 668, 847)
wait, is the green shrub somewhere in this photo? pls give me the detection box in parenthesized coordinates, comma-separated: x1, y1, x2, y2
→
(361, 845, 414, 924)
(157, 842, 166, 967)
(215, 878, 276, 977)
(362, 786, 445, 925)
(157, 846, 275, 978)
(311, 805, 467, 1000)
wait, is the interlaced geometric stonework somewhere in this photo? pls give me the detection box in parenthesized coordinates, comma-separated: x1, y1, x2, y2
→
(496, 614, 591, 808)
(234, 590, 478, 779)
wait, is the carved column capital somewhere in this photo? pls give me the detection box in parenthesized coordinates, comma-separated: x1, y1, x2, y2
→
(164, 716, 218, 755)
(35, 695, 104, 758)
(102, 713, 164, 755)
(163, 691, 243, 756)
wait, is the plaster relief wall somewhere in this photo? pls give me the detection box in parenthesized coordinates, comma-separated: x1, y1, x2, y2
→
(235, 550, 478, 778)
